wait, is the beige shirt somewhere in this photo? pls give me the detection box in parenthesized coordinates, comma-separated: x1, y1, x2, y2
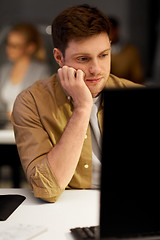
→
(11, 73, 139, 202)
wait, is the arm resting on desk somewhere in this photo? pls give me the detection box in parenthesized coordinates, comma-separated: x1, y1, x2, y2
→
(30, 158, 65, 202)
(11, 79, 92, 202)
(11, 88, 66, 203)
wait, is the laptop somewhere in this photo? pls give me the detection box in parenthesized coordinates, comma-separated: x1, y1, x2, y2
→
(71, 86, 160, 240)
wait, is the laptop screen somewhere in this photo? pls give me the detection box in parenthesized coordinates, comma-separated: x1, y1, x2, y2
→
(100, 87, 160, 239)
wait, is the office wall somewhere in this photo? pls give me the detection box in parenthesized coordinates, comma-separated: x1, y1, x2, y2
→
(0, 0, 130, 36)
(0, 0, 131, 74)
(0, 0, 156, 79)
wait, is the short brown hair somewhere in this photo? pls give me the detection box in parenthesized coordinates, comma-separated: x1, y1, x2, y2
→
(52, 4, 111, 56)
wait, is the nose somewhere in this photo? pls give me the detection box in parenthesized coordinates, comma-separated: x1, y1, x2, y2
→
(89, 59, 101, 76)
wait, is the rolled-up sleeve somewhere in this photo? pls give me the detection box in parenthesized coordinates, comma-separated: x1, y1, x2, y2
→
(30, 158, 64, 202)
(11, 88, 64, 202)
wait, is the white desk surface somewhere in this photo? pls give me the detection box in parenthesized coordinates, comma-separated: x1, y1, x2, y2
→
(0, 188, 100, 240)
(0, 129, 15, 144)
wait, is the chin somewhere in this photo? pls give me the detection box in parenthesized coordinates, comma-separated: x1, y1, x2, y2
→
(90, 86, 104, 97)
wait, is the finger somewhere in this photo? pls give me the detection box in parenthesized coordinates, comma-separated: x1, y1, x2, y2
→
(61, 66, 69, 83)
(58, 68, 63, 82)
(68, 67, 76, 84)
(76, 69, 85, 82)
(58, 66, 70, 90)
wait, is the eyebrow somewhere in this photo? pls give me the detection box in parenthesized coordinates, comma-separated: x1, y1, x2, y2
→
(72, 48, 111, 58)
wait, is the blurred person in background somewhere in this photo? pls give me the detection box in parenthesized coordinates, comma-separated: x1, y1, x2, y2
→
(0, 23, 51, 121)
(109, 17, 144, 84)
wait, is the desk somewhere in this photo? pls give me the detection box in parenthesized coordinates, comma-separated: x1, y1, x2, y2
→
(0, 189, 100, 240)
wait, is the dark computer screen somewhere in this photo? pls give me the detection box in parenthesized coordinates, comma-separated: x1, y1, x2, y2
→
(100, 87, 160, 239)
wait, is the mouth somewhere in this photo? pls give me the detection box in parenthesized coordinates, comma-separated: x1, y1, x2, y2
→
(85, 77, 102, 83)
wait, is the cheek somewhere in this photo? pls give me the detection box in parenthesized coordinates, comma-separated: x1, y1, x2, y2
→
(7, 50, 25, 61)
(77, 65, 88, 76)
(103, 57, 111, 72)
(68, 62, 88, 76)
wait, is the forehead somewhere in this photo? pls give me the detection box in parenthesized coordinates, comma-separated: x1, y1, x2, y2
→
(65, 32, 110, 56)
(8, 31, 26, 43)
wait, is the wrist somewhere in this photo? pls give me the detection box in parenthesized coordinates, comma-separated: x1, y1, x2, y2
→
(73, 104, 92, 121)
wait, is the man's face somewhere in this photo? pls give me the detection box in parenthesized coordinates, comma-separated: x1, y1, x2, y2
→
(62, 32, 111, 97)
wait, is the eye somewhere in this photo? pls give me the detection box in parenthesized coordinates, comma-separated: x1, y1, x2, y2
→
(99, 53, 108, 58)
(76, 56, 89, 63)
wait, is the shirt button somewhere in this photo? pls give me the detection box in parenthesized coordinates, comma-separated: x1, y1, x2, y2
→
(85, 135, 87, 139)
(84, 164, 89, 169)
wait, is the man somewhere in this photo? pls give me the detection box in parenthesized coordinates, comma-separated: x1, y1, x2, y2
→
(11, 5, 140, 202)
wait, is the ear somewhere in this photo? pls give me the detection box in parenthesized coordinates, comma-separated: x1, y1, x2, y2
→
(27, 43, 36, 55)
(53, 48, 64, 67)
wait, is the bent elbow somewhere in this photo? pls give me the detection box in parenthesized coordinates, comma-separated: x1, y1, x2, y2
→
(30, 168, 65, 203)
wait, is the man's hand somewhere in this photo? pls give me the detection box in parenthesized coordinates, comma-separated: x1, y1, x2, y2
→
(58, 66, 93, 110)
